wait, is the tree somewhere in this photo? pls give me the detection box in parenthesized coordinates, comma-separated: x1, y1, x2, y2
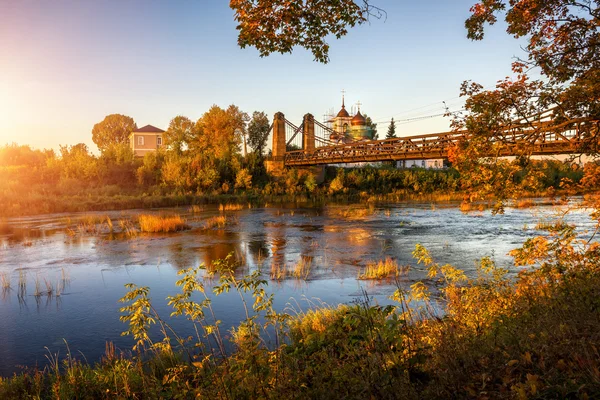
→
(364, 114, 378, 140)
(444, 1, 600, 210)
(91, 114, 137, 152)
(230, 0, 384, 63)
(192, 105, 245, 161)
(247, 111, 271, 156)
(164, 116, 194, 155)
(386, 118, 396, 139)
(459, 0, 600, 151)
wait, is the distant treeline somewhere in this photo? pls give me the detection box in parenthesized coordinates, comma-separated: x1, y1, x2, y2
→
(0, 142, 598, 217)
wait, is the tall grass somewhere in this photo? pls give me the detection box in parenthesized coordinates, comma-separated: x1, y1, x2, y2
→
(358, 257, 401, 280)
(291, 257, 312, 280)
(138, 214, 188, 233)
(203, 215, 228, 229)
(219, 203, 245, 211)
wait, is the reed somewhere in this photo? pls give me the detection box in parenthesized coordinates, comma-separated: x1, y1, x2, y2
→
(138, 214, 188, 233)
(219, 203, 244, 212)
(270, 263, 287, 281)
(18, 270, 26, 297)
(44, 278, 53, 297)
(291, 257, 312, 280)
(515, 199, 536, 208)
(118, 219, 138, 237)
(358, 257, 400, 280)
(34, 275, 42, 297)
(0, 272, 10, 290)
(189, 205, 205, 213)
(203, 215, 228, 229)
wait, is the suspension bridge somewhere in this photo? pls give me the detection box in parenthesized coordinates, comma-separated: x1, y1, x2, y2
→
(265, 111, 598, 172)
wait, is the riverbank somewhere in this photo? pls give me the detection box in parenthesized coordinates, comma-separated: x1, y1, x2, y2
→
(1, 221, 599, 399)
(1, 185, 592, 219)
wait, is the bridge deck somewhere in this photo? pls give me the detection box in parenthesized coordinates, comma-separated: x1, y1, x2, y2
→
(282, 119, 593, 166)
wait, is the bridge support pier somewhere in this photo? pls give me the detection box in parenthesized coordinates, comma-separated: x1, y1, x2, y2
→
(303, 113, 315, 153)
(266, 112, 286, 175)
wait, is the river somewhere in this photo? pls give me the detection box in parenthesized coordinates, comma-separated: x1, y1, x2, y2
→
(0, 200, 595, 376)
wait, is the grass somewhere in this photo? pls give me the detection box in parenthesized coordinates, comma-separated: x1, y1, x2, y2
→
(118, 218, 138, 237)
(138, 214, 189, 233)
(189, 204, 205, 213)
(291, 256, 313, 280)
(515, 198, 536, 208)
(270, 263, 287, 281)
(0, 272, 10, 291)
(203, 215, 228, 229)
(358, 257, 401, 280)
(219, 203, 246, 211)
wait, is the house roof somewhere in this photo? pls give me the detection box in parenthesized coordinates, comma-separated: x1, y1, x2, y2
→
(134, 125, 165, 133)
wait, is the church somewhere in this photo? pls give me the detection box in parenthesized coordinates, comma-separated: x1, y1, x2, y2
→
(328, 95, 374, 143)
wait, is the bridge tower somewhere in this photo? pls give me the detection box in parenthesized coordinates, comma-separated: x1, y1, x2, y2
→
(303, 113, 315, 153)
(266, 112, 287, 174)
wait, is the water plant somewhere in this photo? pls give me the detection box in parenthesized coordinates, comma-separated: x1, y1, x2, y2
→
(138, 214, 189, 233)
(358, 257, 401, 280)
(203, 215, 228, 229)
(291, 256, 312, 280)
(219, 203, 244, 212)
(0, 272, 10, 291)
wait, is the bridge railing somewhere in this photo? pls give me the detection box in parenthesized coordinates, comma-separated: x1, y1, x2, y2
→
(283, 118, 597, 166)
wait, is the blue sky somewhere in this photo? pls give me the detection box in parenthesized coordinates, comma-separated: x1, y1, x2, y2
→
(0, 0, 526, 151)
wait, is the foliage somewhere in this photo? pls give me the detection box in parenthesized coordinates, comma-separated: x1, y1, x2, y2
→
(91, 114, 137, 152)
(364, 113, 377, 140)
(247, 111, 270, 156)
(450, 0, 600, 208)
(234, 168, 253, 190)
(230, 0, 376, 63)
(164, 115, 194, 154)
(138, 214, 189, 233)
(386, 117, 396, 139)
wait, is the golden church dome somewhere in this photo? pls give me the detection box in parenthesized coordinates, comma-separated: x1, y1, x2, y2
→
(336, 106, 350, 118)
(351, 110, 366, 126)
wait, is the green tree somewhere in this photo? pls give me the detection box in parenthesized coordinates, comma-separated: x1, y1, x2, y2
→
(230, 0, 384, 63)
(164, 116, 194, 155)
(364, 114, 378, 140)
(247, 111, 270, 156)
(91, 114, 137, 152)
(386, 118, 396, 139)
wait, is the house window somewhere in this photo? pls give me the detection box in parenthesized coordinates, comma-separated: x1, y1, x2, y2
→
(138, 136, 144, 146)
(157, 136, 162, 147)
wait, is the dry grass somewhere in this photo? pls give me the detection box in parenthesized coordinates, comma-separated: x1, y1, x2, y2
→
(138, 215, 188, 233)
(515, 199, 536, 208)
(358, 257, 401, 280)
(459, 202, 485, 213)
(331, 206, 375, 220)
(189, 205, 205, 213)
(203, 215, 228, 229)
(291, 257, 313, 280)
(270, 263, 287, 281)
(118, 219, 138, 237)
(219, 203, 248, 212)
(1, 272, 10, 290)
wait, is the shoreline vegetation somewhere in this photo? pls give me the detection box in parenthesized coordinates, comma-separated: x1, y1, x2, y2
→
(1, 218, 600, 398)
(2, 141, 598, 219)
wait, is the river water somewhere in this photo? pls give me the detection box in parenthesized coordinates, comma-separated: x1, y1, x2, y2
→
(0, 200, 595, 376)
